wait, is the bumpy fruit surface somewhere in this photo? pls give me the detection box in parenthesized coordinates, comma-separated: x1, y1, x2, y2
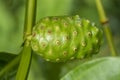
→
(31, 15, 102, 62)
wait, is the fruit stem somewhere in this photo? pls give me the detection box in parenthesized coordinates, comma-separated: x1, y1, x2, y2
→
(16, 0, 36, 80)
(95, 0, 117, 56)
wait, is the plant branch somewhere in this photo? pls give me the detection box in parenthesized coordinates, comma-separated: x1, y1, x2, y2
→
(24, 0, 36, 39)
(16, 0, 36, 80)
(16, 46, 32, 80)
(95, 0, 117, 56)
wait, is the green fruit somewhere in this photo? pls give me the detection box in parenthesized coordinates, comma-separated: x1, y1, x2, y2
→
(31, 15, 103, 62)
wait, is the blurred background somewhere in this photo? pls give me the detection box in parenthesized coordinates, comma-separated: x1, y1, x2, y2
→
(0, 0, 120, 80)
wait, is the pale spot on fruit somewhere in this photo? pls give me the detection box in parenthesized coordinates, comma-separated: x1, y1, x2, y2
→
(42, 43, 46, 47)
(80, 55, 84, 59)
(92, 23, 95, 26)
(67, 17, 72, 21)
(86, 19, 90, 23)
(46, 59, 50, 61)
(87, 31, 92, 37)
(73, 47, 77, 51)
(47, 30, 52, 34)
(89, 48, 93, 51)
(56, 40, 60, 45)
(61, 36, 69, 43)
(39, 53, 43, 56)
(40, 26, 44, 30)
(96, 39, 99, 44)
(75, 17, 81, 27)
(63, 51, 67, 56)
(33, 45, 38, 51)
(65, 36, 69, 40)
(46, 35, 52, 41)
(39, 23, 45, 30)
(48, 50, 52, 55)
(81, 41, 86, 47)
(62, 36, 69, 42)
(55, 26, 60, 31)
(41, 41, 47, 47)
(73, 31, 77, 35)
(56, 58, 60, 62)
(32, 32, 36, 37)
(63, 22, 68, 27)
(77, 23, 81, 27)
(53, 17, 58, 21)
(70, 57, 75, 60)
(44, 17, 49, 21)
(32, 27, 36, 31)
(75, 15, 80, 18)
(36, 34, 40, 40)
(95, 27, 99, 32)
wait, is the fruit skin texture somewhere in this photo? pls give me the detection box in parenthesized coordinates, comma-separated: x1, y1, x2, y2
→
(31, 15, 103, 62)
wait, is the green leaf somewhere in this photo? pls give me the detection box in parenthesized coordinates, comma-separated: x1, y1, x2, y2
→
(61, 57, 120, 80)
(0, 55, 20, 79)
(0, 52, 17, 62)
(28, 54, 45, 80)
(0, 0, 23, 54)
(36, 0, 73, 21)
(0, 52, 17, 70)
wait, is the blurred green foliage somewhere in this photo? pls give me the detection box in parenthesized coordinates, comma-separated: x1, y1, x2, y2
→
(0, 0, 120, 80)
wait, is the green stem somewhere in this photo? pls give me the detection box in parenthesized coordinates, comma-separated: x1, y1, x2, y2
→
(24, 0, 36, 39)
(16, 46, 32, 80)
(103, 25, 117, 56)
(95, 0, 117, 56)
(16, 0, 36, 80)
